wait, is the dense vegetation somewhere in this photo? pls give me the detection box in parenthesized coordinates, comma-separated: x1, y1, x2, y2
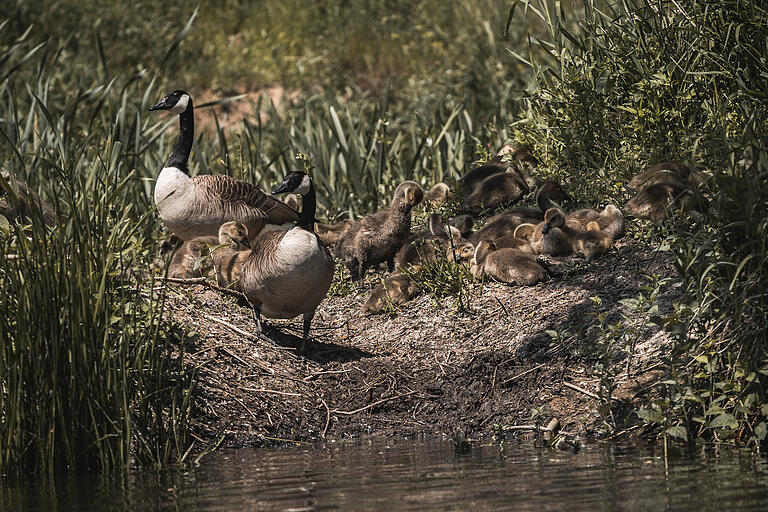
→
(0, 0, 766, 475)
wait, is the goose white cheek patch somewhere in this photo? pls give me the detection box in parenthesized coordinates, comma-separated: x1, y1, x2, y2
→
(170, 94, 190, 114)
(294, 175, 311, 195)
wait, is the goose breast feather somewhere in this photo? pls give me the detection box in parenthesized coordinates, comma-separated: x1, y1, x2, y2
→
(241, 228, 334, 319)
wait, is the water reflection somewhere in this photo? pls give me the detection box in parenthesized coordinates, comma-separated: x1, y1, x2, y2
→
(3, 439, 768, 511)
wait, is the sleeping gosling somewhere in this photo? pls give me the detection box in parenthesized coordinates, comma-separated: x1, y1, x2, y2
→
(394, 213, 462, 269)
(168, 240, 213, 279)
(628, 162, 691, 191)
(362, 272, 422, 314)
(572, 221, 612, 261)
(447, 241, 475, 264)
(471, 240, 547, 286)
(625, 182, 702, 223)
(459, 144, 516, 197)
(527, 208, 580, 256)
(468, 181, 570, 248)
(567, 204, 625, 240)
(335, 181, 424, 281)
(463, 169, 532, 214)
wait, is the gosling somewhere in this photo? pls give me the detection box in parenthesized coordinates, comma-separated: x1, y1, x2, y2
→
(567, 204, 625, 240)
(168, 240, 212, 279)
(471, 240, 547, 286)
(335, 181, 424, 281)
(212, 221, 251, 289)
(572, 221, 613, 261)
(422, 183, 452, 206)
(527, 208, 579, 256)
(362, 272, 422, 314)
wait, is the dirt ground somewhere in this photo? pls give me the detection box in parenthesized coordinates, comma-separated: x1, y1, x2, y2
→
(163, 235, 677, 449)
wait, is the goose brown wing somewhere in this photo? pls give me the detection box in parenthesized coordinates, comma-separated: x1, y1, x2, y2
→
(194, 174, 299, 224)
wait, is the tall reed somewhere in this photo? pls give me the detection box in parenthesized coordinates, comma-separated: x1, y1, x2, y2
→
(0, 24, 199, 475)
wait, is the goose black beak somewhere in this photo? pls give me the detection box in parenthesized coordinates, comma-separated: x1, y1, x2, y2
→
(148, 99, 169, 111)
(542, 223, 551, 234)
(272, 182, 289, 195)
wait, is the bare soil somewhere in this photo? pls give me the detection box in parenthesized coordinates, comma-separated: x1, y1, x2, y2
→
(165, 237, 676, 448)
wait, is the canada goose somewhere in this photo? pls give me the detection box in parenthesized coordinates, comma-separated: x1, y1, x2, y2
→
(394, 213, 462, 269)
(148, 90, 297, 242)
(572, 221, 612, 261)
(168, 240, 213, 279)
(239, 171, 334, 351)
(335, 181, 424, 281)
(628, 162, 691, 191)
(567, 204, 625, 240)
(212, 221, 250, 288)
(471, 240, 547, 286)
(625, 182, 701, 223)
(362, 272, 421, 314)
(422, 182, 452, 206)
(450, 214, 475, 238)
(0, 171, 57, 227)
(314, 219, 353, 246)
(467, 181, 570, 247)
(529, 208, 578, 256)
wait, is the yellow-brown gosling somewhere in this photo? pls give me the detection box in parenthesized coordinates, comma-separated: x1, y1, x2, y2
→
(168, 240, 213, 279)
(212, 221, 250, 289)
(572, 221, 613, 261)
(362, 272, 422, 314)
(471, 240, 547, 286)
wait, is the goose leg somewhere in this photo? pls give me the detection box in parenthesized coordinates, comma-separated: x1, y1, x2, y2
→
(301, 312, 314, 353)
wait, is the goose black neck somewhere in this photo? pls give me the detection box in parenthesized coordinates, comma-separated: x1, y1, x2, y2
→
(298, 181, 316, 232)
(165, 105, 194, 172)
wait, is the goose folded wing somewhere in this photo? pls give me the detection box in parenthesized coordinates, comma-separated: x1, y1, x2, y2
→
(194, 174, 299, 224)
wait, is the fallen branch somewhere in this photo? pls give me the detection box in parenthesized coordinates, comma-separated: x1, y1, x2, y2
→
(163, 276, 249, 300)
(502, 363, 546, 385)
(563, 381, 601, 400)
(240, 387, 302, 397)
(332, 391, 416, 416)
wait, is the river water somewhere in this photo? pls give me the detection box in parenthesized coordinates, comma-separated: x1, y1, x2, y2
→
(2, 438, 768, 511)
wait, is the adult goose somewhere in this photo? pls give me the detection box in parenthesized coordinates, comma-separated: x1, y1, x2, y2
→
(239, 171, 334, 351)
(149, 90, 297, 241)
